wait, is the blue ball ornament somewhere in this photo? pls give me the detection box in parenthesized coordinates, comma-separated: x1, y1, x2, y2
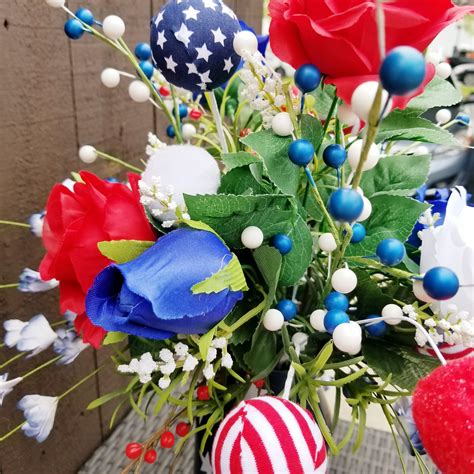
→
(456, 113, 471, 126)
(75, 8, 94, 26)
(64, 19, 85, 40)
(351, 223, 366, 244)
(295, 64, 321, 93)
(423, 267, 460, 301)
(324, 310, 350, 335)
(150, 0, 241, 92)
(324, 291, 349, 312)
(179, 103, 189, 119)
(328, 188, 364, 222)
(135, 42, 152, 61)
(376, 238, 406, 266)
(380, 46, 426, 96)
(365, 315, 388, 337)
(323, 144, 347, 169)
(288, 139, 314, 167)
(272, 233, 293, 255)
(139, 60, 155, 79)
(276, 299, 298, 321)
(166, 124, 176, 138)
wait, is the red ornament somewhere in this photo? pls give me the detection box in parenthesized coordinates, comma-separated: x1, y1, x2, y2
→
(125, 442, 143, 460)
(176, 422, 191, 437)
(239, 128, 251, 138)
(160, 431, 175, 449)
(189, 109, 203, 120)
(144, 449, 157, 464)
(197, 385, 210, 401)
(159, 86, 170, 97)
(253, 379, 265, 390)
(413, 358, 474, 474)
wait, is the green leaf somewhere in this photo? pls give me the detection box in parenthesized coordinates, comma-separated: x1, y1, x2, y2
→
(353, 270, 393, 317)
(346, 196, 429, 257)
(227, 297, 261, 346)
(360, 154, 431, 198)
(241, 130, 300, 195)
(218, 165, 267, 195)
(300, 114, 324, 150)
(184, 193, 297, 248)
(243, 325, 277, 375)
(192, 254, 248, 294)
(98, 240, 154, 264)
(87, 389, 125, 410)
(309, 84, 337, 119)
(198, 326, 217, 362)
(222, 152, 260, 171)
(103, 332, 128, 345)
(362, 339, 440, 390)
(253, 246, 282, 307)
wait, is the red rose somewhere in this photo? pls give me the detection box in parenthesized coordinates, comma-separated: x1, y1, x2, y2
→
(39, 172, 156, 347)
(269, 0, 473, 108)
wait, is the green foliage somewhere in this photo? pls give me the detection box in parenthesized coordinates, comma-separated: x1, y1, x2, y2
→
(103, 332, 128, 345)
(219, 165, 268, 195)
(309, 84, 337, 119)
(352, 270, 393, 317)
(253, 246, 282, 307)
(300, 114, 324, 149)
(221, 152, 260, 171)
(243, 325, 278, 376)
(98, 240, 155, 264)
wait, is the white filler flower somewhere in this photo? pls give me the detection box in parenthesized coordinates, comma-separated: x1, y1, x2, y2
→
(53, 329, 89, 365)
(18, 268, 59, 293)
(18, 395, 59, 442)
(0, 373, 23, 406)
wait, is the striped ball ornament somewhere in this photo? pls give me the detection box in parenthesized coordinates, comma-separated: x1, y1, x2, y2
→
(211, 396, 327, 474)
(416, 342, 474, 361)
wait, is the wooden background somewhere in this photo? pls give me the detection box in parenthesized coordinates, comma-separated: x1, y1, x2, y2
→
(0, 1, 263, 472)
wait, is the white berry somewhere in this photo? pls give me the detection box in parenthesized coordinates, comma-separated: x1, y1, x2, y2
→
(347, 139, 381, 171)
(128, 81, 150, 103)
(382, 304, 403, 326)
(79, 145, 98, 164)
(319, 233, 337, 253)
(333, 322, 362, 355)
(332, 268, 357, 294)
(436, 62, 452, 80)
(337, 103, 359, 127)
(103, 15, 125, 40)
(357, 196, 372, 222)
(263, 309, 284, 332)
(241, 226, 264, 250)
(413, 280, 435, 303)
(426, 51, 441, 66)
(351, 81, 392, 121)
(45, 0, 65, 7)
(101, 68, 121, 88)
(182, 123, 197, 142)
(310, 309, 327, 332)
(272, 112, 294, 137)
(435, 108, 452, 125)
(233, 31, 258, 56)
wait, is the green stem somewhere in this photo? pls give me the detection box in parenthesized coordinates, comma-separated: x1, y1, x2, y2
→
(0, 283, 19, 289)
(96, 151, 143, 173)
(315, 95, 339, 154)
(0, 352, 26, 369)
(0, 421, 26, 442)
(346, 256, 414, 280)
(309, 184, 340, 244)
(171, 86, 184, 144)
(58, 366, 104, 400)
(220, 296, 267, 334)
(0, 220, 31, 228)
(21, 356, 62, 380)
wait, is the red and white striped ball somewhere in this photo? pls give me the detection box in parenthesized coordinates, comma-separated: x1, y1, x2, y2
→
(211, 396, 327, 474)
(416, 342, 474, 361)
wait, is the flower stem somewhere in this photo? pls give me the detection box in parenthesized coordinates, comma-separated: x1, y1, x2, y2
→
(346, 256, 414, 280)
(0, 283, 19, 290)
(219, 296, 267, 334)
(0, 220, 31, 228)
(0, 352, 25, 369)
(96, 151, 143, 173)
(0, 421, 26, 442)
(206, 91, 229, 154)
(21, 356, 62, 380)
(58, 366, 105, 401)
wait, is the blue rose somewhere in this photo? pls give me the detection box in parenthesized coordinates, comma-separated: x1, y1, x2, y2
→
(85, 228, 245, 339)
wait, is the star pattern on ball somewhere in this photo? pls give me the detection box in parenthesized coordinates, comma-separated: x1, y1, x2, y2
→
(151, 0, 241, 92)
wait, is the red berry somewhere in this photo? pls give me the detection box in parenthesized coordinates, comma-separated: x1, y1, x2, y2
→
(239, 128, 251, 138)
(144, 449, 157, 464)
(189, 109, 203, 120)
(175, 422, 191, 437)
(196, 385, 210, 401)
(253, 379, 265, 389)
(280, 105, 287, 112)
(159, 86, 170, 97)
(160, 431, 175, 448)
(125, 442, 143, 460)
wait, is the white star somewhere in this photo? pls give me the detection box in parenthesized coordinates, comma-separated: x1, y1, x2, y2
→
(202, 0, 217, 10)
(212, 27, 226, 46)
(186, 63, 199, 75)
(183, 5, 200, 21)
(223, 57, 234, 73)
(221, 4, 236, 19)
(156, 31, 167, 49)
(198, 82, 208, 90)
(175, 23, 194, 48)
(196, 43, 212, 62)
(165, 55, 178, 72)
(154, 11, 164, 27)
(199, 70, 212, 84)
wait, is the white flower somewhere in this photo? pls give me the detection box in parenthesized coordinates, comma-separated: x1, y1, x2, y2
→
(425, 318, 437, 328)
(206, 347, 218, 363)
(18, 395, 58, 443)
(160, 360, 176, 376)
(211, 337, 227, 349)
(53, 329, 89, 365)
(18, 269, 59, 293)
(402, 305, 415, 315)
(3, 319, 27, 347)
(159, 348, 174, 363)
(203, 364, 215, 380)
(415, 329, 428, 347)
(221, 353, 233, 369)
(420, 187, 474, 319)
(0, 373, 23, 406)
(158, 376, 171, 390)
(174, 343, 189, 359)
(28, 212, 45, 238)
(183, 354, 199, 372)
(118, 352, 158, 384)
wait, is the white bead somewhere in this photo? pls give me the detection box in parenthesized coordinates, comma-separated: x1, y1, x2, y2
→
(45, 0, 65, 7)
(381, 304, 404, 326)
(351, 81, 393, 121)
(263, 309, 284, 332)
(337, 103, 359, 126)
(78, 145, 97, 164)
(357, 196, 372, 222)
(413, 280, 435, 303)
(271, 112, 294, 137)
(347, 139, 380, 171)
(333, 322, 362, 355)
(413, 146, 430, 156)
(128, 80, 150, 103)
(426, 51, 442, 66)
(102, 15, 125, 40)
(233, 31, 258, 56)
(435, 108, 452, 125)
(318, 233, 337, 253)
(182, 123, 197, 141)
(241, 226, 264, 250)
(331, 268, 358, 294)
(291, 332, 309, 347)
(100, 68, 121, 88)
(436, 62, 452, 80)
(310, 309, 327, 332)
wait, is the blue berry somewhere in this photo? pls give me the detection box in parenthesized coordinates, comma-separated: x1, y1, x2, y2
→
(75, 8, 94, 26)
(139, 61, 154, 80)
(323, 144, 347, 169)
(376, 238, 406, 266)
(64, 19, 85, 40)
(276, 299, 298, 321)
(272, 234, 293, 255)
(288, 139, 314, 167)
(324, 310, 350, 334)
(328, 189, 364, 222)
(295, 64, 321, 93)
(365, 315, 388, 337)
(179, 104, 189, 119)
(351, 223, 366, 244)
(135, 42, 152, 61)
(456, 113, 471, 126)
(423, 267, 460, 300)
(380, 46, 426, 96)
(324, 292, 349, 312)
(166, 125, 176, 139)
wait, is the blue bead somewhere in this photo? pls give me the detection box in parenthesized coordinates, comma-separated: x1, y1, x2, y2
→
(324, 310, 350, 334)
(64, 19, 85, 40)
(179, 103, 188, 119)
(288, 139, 315, 167)
(376, 238, 406, 266)
(139, 61, 154, 80)
(272, 234, 293, 255)
(295, 64, 321, 93)
(328, 188, 364, 222)
(323, 144, 347, 169)
(456, 113, 471, 126)
(324, 292, 349, 312)
(365, 315, 388, 337)
(135, 42, 152, 61)
(351, 223, 366, 244)
(166, 125, 176, 139)
(380, 46, 426, 96)
(75, 8, 94, 26)
(276, 299, 298, 321)
(423, 267, 460, 300)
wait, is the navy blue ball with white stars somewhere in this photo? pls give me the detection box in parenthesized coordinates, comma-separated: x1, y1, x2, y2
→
(150, 0, 241, 92)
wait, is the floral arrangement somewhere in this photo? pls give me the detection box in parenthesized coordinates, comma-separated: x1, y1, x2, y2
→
(1, 0, 474, 473)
